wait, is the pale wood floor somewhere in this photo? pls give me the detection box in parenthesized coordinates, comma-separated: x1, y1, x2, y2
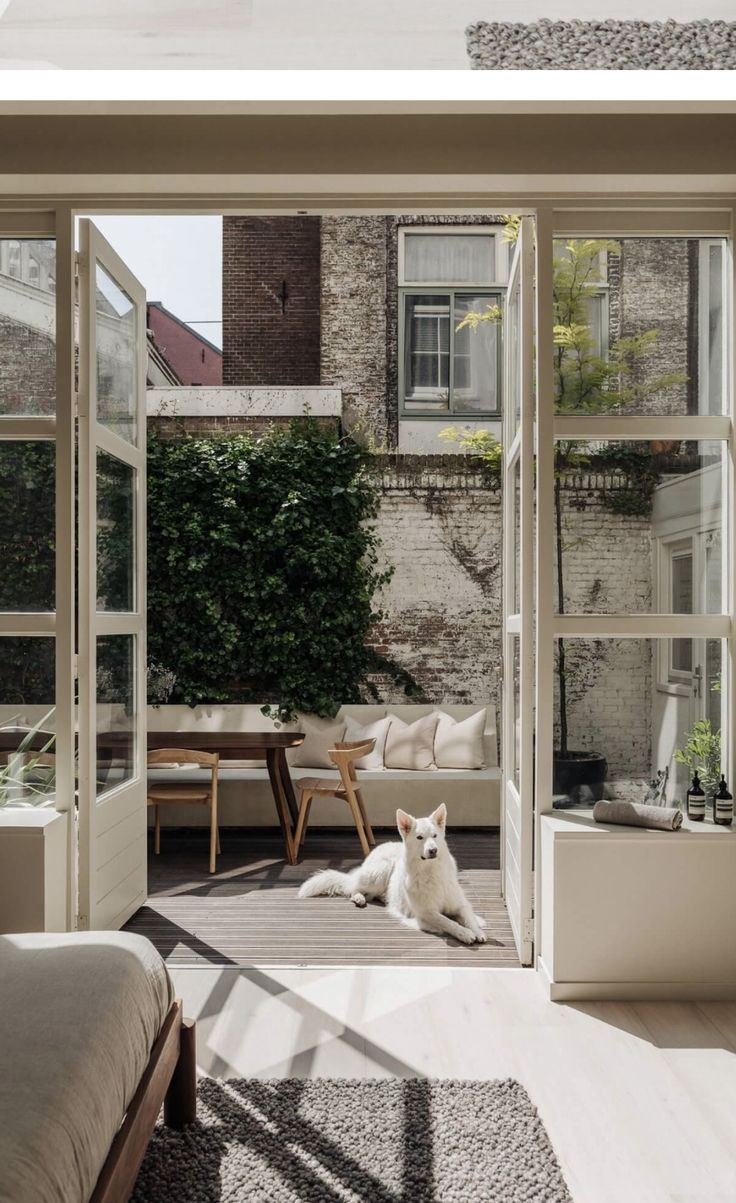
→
(125, 829, 519, 969)
(170, 963, 736, 1203)
(2, 0, 734, 69)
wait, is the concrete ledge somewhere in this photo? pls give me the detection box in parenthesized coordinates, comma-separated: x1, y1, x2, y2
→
(147, 385, 342, 419)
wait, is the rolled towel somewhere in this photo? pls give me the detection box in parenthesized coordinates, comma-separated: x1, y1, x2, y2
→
(593, 799, 683, 832)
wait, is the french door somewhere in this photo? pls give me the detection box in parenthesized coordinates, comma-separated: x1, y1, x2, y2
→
(77, 221, 148, 930)
(501, 216, 535, 965)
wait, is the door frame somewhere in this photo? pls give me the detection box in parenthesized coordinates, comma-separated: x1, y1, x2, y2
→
(501, 216, 535, 965)
(76, 219, 148, 930)
(0, 190, 732, 969)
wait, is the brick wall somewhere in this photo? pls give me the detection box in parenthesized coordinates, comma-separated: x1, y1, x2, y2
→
(320, 216, 389, 444)
(615, 238, 694, 416)
(554, 476, 654, 781)
(0, 318, 55, 414)
(367, 456, 654, 783)
(222, 216, 321, 386)
(367, 455, 503, 708)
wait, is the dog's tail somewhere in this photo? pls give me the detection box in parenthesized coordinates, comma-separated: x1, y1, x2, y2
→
(297, 869, 354, 899)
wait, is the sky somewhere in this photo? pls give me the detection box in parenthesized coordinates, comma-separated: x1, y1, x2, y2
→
(80, 215, 223, 349)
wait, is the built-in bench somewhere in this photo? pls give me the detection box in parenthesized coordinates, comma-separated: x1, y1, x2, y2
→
(539, 808, 736, 1001)
(147, 703, 500, 828)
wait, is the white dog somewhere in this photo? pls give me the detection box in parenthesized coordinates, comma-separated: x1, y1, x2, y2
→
(297, 803, 487, 945)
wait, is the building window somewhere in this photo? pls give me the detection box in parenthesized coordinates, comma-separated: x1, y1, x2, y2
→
(669, 543, 694, 678)
(27, 256, 40, 288)
(399, 228, 505, 417)
(7, 240, 21, 279)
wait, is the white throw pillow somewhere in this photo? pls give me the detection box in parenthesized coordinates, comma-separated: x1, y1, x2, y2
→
(384, 713, 439, 771)
(289, 715, 346, 769)
(343, 715, 391, 770)
(433, 709, 487, 770)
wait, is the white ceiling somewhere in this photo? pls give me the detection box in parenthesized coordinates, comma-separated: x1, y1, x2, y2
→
(1, 0, 734, 70)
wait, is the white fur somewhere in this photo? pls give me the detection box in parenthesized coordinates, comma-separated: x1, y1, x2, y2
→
(297, 803, 487, 945)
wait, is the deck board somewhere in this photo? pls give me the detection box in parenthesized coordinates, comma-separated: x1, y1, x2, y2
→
(125, 828, 520, 968)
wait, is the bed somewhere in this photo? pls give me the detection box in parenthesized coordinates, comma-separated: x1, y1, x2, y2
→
(0, 931, 196, 1203)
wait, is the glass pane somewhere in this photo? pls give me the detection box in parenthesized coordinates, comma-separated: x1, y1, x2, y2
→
(0, 441, 55, 611)
(552, 237, 728, 416)
(403, 294, 450, 409)
(97, 451, 135, 612)
(506, 274, 520, 433)
(404, 233, 495, 284)
(553, 440, 725, 615)
(453, 295, 500, 413)
(96, 635, 136, 797)
(704, 242, 725, 416)
(512, 637, 520, 791)
(96, 262, 138, 445)
(0, 239, 56, 416)
(0, 637, 55, 807)
(513, 458, 521, 616)
(551, 638, 724, 814)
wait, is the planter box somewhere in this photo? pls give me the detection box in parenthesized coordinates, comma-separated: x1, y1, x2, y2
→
(539, 809, 736, 1000)
(0, 809, 68, 934)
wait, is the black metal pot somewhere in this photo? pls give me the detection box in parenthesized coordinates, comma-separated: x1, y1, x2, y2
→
(553, 751, 608, 806)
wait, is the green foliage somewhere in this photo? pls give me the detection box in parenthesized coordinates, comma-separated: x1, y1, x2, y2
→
(675, 719, 722, 798)
(0, 709, 56, 808)
(437, 426, 503, 483)
(147, 419, 399, 722)
(0, 442, 56, 704)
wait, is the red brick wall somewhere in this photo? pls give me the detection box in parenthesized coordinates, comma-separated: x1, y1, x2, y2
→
(222, 217, 320, 386)
(147, 303, 222, 386)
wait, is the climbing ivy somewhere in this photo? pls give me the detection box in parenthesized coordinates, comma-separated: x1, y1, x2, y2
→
(147, 420, 402, 721)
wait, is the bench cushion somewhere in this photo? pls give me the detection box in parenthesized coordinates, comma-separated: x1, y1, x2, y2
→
(434, 708, 487, 769)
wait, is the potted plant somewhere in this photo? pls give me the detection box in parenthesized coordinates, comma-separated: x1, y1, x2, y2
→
(674, 719, 721, 808)
(444, 227, 686, 802)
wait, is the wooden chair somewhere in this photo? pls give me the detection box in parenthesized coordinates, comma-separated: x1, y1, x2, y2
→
(295, 739, 377, 859)
(147, 748, 220, 874)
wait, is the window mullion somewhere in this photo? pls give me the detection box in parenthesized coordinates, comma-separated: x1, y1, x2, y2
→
(448, 288, 455, 414)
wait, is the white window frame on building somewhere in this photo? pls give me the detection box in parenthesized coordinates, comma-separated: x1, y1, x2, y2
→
(398, 226, 508, 419)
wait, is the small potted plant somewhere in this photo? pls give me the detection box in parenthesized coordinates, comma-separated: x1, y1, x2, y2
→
(675, 719, 721, 810)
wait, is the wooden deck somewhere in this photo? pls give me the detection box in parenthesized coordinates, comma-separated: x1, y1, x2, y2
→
(125, 828, 520, 969)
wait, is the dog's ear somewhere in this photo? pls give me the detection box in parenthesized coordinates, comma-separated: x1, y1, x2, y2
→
(397, 809, 414, 838)
(431, 803, 447, 830)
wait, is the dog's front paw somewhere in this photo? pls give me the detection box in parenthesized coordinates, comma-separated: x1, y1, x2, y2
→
(456, 927, 477, 945)
(351, 892, 367, 908)
(473, 929, 487, 944)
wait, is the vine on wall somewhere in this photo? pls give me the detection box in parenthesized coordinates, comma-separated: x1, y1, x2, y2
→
(147, 419, 403, 721)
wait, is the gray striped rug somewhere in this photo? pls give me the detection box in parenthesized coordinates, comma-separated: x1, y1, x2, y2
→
(132, 1078, 573, 1203)
(467, 19, 736, 69)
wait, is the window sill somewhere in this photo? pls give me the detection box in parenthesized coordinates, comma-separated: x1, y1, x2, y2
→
(656, 682, 692, 698)
(400, 412, 502, 422)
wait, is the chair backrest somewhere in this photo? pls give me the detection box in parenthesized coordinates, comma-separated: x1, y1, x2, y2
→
(147, 747, 219, 769)
(328, 739, 375, 786)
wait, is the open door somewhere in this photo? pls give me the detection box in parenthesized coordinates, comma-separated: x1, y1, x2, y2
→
(77, 220, 147, 930)
(501, 216, 535, 965)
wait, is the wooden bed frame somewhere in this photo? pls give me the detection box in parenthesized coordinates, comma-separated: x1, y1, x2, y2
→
(90, 1000, 196, 1203)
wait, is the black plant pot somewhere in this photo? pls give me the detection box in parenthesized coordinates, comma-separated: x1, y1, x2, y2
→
(553, 751, 608, 806)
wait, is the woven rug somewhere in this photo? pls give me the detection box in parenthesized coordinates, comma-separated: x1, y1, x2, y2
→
(466, 19, 736, 69)
(132, 1077, 573, 1202)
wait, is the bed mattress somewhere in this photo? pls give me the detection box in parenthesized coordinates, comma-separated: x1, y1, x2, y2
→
(0, 930, 174, 1203)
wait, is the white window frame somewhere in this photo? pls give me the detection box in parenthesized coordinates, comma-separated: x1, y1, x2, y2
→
(398, 224, 509, 288)
(398, 227, 509, 418)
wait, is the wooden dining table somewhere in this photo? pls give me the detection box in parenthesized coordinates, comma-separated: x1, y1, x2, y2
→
(146, 730, 305, 866)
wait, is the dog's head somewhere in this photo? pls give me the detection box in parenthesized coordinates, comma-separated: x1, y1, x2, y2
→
(396, 803, 447, 861)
